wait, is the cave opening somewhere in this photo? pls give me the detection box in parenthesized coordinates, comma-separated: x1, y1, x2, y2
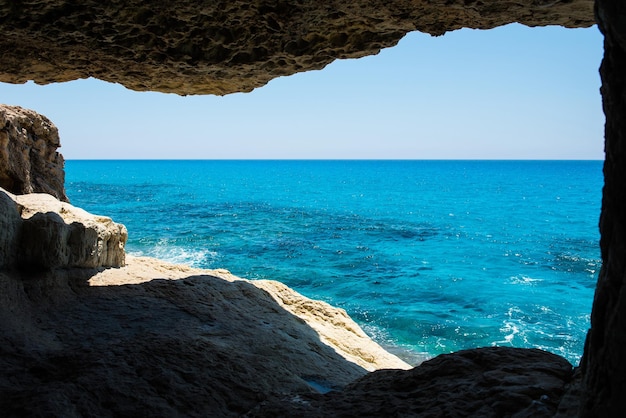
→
(0, 23, 604, 370)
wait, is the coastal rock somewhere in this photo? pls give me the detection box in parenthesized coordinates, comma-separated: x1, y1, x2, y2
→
(0, 105, 67, 201)
(0, 187, 127, 269)
(579, 0, 626, 416)
(0, 1, 594, 95)
(250, 347, 574, 417)
(253, 279, 406, 372)
(0, 256, 409, 417)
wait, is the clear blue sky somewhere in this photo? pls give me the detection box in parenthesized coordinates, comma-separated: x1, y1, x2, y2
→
(0, 23, 604, 160)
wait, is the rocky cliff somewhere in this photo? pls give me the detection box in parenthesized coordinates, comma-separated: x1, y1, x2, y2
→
(0, 105, 126, 269)
(0, 105, 67, 201)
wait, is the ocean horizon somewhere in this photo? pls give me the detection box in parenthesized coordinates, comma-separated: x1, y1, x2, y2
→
(65, 159, 602, 365)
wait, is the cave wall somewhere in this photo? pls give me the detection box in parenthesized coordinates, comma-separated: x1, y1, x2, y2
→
(580, 0, 626, 416)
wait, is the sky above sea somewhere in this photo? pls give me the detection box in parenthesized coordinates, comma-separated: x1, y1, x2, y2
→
(0, 23, 604, 160)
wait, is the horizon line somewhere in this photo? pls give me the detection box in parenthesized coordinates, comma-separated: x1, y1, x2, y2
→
(64, 158, 605, 162)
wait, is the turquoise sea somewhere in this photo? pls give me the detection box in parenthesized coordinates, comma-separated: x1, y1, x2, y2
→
(65, 160, 602, 365)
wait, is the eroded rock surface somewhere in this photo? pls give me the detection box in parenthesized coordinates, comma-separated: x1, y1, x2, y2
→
(0, 256, 409, 417)
(0, 105, 67, 201)
(0, 1, 594, 95)
(0, 187, 127, 269)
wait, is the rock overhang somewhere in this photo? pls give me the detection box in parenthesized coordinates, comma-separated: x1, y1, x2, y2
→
(0, 0, 595, 96)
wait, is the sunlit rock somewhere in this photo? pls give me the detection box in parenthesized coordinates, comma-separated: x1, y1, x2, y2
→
(0, 105, 67, 201)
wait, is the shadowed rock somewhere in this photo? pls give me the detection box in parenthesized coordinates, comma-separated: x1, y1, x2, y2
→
(0, 256, 409, 417)
(249, 347, 574, 417)
(579, 0, 626, 416)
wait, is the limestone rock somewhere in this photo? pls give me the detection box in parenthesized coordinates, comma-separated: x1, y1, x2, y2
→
(0, 187, 127, 269)
(0, 1, 594, 95)
(250, 347, 574, 417)
(0, 105, 67, 201)
(0, 256, 409, 417)
(16, 191, 127, 269)
(253, 279, 408, 372)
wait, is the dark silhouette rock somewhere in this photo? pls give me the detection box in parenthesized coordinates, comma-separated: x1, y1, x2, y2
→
(249, 347, 574, 417)
(579, 0, 626, 416)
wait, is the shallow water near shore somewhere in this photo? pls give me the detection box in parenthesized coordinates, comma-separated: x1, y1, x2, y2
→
(66, 160, 601, 365)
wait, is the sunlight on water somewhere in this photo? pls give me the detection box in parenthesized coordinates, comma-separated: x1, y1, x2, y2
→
(66, 160, 602, 365)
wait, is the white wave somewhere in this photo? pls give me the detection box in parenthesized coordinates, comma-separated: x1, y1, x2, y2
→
(493, 321, 520, 345)
(129, 243, 218, 268)
(508, 275, 543, 286)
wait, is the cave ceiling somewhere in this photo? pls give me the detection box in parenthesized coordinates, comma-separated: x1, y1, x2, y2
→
(0, 0, 595, 96)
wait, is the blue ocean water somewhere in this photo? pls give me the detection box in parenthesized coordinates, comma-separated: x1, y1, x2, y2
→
(65, 160, 602, 365)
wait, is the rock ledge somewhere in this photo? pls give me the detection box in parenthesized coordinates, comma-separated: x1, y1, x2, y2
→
(0, 187, 127, 269)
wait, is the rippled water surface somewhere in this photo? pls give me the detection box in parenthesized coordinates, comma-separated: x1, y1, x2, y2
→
(66, 160, 602, 365)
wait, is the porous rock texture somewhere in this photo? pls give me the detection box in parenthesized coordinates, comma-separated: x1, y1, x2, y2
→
(0, 256, 409, 417)
(0, 187, 127, 269)
(0, 0, 594, 95)
(0, 104, 67, 201)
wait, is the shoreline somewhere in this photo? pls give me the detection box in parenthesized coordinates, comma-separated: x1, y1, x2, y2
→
(127, 249, 429, 367)
(94, 254, 413, 372)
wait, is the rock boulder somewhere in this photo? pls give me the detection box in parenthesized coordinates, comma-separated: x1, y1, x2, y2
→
(250, 347, 574, 417)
